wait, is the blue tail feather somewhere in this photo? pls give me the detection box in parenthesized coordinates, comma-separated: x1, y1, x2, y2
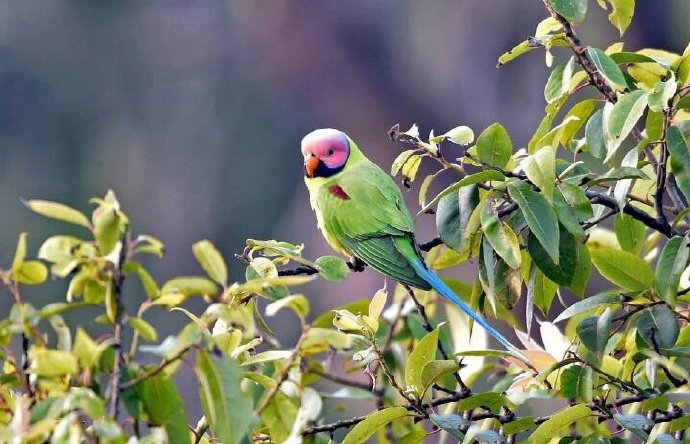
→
(409, 259, 527, 362)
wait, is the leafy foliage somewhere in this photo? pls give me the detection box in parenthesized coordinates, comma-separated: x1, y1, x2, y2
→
(2, 1, 690, 442)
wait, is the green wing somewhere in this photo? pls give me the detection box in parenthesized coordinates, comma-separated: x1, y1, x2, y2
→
(319, 161, 431, 289)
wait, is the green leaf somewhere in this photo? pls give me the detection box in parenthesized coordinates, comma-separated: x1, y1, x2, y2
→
(22, 199, 91, 228)
(523, 145, 556, 202)
(241, 350, 292, 367)
(315, 255, 350, 282)
(196, 351, 253, 444)
(139, 372, 191, 444)
(436, 185, 480, 251)
(11, 232, 27, 275)
(504, 416, 537, 435)
(161, 277, 218, 298)
(667, 125, 690, 202)
(558, 181, 593, 221)
(405, 327, 439, 393)
(532, 268, 558, 316)
(528, 404, 592, 444)
(528, 224, 577, 286)
(476, 123, 512, 168)
(560, 365, 593, 402)
(637, 304, 679, 349)
(655, 236, 690, 304)
(606, 0, 636, 36)
(589, 248, 655, 291)
(613, 414, 650, 440)
(422, 170, 502, 215)
(429, 414, 468, 440)
(192, 240, 228, 285)
(28, 349, 78, 376)
(73, 328, 105, 370)
(554, 292, 620, 323)
(480, 199, 521, 269)
(614, 213, 647, 255)
(551, 0, 587, 24)
(420, 360, 460, 395)
(587, 167, 649, 185)
(444, 126, 474, 146)
(606, 89, 649, 160)
(124, 261, 160, 299)
(456, 392, 510, 414)
(497, 40, 536, 67)
(649, 78, 677, 112)
(129, 317, 158, 342)
(507, 181, 560, 263)
(585, 108, 606, 158)
(16, 261, 48, 285)
(545, 57, 575, 103)
(576, 309, 612, 359)
(609, 52, 657, 64)
(669, 414, 690, 432)
(559, 99, 598, 148)
(570, 242, 592, 296)
(93, 203, 123, 256)
(588, 46, 627, 90)
(341, 407, 408, 444)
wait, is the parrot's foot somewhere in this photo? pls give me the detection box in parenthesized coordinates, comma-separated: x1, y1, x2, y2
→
(348, 257, 366, 272)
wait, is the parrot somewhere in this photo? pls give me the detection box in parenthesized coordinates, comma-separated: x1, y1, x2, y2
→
(301, 128, 525, 358)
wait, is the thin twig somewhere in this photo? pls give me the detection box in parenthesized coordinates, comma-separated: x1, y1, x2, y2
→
(120, 344, 197, 390)
(109, 231, 130, 419)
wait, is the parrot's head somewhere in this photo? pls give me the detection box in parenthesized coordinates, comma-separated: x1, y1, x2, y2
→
(301, 128, 350, 178)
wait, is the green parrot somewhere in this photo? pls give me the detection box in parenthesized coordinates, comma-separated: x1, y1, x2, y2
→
(301, 128, 523, 357)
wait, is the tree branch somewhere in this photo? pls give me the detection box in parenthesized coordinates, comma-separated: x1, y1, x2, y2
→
(109, 231, 130, 419)
(120, 343, 197, 390)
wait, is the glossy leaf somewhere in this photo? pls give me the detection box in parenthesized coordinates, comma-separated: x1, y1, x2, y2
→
(527, 224, 577, 287)
(436, 185, 479, 251)
(480, 199, 521, 269)
(196, 351, 253, 444)
(528, 404, 592, 444)
(523, 145, 556, 201)
(554, 293, 620, 323)
(444, 125, 474, 146)
(129, 317, 158, 342)
(614, 213, 647, 255)
(668, 125, 690, 202)
(405, 327, 439, 392)
(161, 277, 218, 298)
(613, 413, 650, 440)
(606, 0, 636, 36)
(429, 414, 467, 440)
(507, 181, 560, 263)
(315, 255, 350, 282)
(551, 0, 587, 23)
(588, 46, 627, 90)
(637, 304, 679, 349)
(476, 123, 512, 168)
(585, 108, 606, 158)
(655, 236, 690, 304)
(576, 308, 611, 358)
(589, 248, 654, 291)
(544, 57, 575, 103)
(140, 372, 191, 444)
(560, 364, 593, 402)
(192, 239, 228, 285)
(341, 407, 408, 444)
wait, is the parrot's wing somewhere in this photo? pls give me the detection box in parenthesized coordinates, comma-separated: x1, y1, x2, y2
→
(321, 162, 431, 289)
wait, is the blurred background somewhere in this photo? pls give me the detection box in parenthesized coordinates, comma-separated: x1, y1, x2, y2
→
(1, 0, 688, 422)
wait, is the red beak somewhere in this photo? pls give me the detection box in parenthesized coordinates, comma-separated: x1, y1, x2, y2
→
(305, 157, 320, 178)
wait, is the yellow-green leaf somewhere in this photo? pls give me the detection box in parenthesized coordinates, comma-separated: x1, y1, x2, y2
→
(341, 407, 408, 444)
(528, 404, 593, 444)
(129, 317, 158, 342)
(192, 239, 228, 285)
(589, 248, 654, 291)
(405, 328, 439, 392)
(23, 199, 91, 228)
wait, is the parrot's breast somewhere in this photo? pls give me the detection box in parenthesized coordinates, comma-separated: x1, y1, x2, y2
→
(305, 176, 353, 256)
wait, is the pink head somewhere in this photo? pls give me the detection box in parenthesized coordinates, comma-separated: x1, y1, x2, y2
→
(301, 128, 350, 178)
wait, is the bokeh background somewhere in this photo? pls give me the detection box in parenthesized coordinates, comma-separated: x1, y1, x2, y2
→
(1, 0, 689, 423)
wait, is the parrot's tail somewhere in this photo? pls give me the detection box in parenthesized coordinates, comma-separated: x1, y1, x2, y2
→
(409, 259, 528, 363)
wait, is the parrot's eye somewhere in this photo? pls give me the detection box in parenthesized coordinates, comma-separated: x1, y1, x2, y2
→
(328, 148, 334, 156)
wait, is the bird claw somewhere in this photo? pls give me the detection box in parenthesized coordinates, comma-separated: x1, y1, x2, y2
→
(348, 257, 366, 272)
